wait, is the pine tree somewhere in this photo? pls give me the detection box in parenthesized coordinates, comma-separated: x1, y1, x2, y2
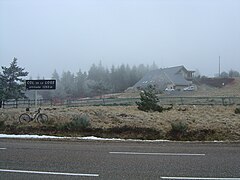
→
(136, 85, 163, 112)
(0, 76, 4, 108)
(74, 69, 87, 98)
(61, 71, 75, 98)
(0, 58, 28, 104)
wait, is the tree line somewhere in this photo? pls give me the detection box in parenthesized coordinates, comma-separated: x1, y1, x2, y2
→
(0, 58, 158, 104)
(41, 62, 158, 99)
(220, 70, 240, 78)
(2, 58, 240, 106)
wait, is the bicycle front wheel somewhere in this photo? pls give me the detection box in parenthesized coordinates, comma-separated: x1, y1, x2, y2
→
(19, 113, 31, 123)
(37, 113, 48, 123)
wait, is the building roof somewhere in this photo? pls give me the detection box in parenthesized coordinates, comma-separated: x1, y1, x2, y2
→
(133, 66, 192, 90)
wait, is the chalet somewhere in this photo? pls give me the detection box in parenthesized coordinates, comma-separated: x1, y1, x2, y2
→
(132, 66, 195, 91)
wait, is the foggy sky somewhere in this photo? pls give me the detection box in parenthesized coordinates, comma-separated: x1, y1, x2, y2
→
(0, 0, 240, 78)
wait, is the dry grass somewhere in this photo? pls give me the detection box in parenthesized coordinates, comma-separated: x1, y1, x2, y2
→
(2, 78, 240, 140)
(1, 105, 240, 141)
(194, 77, 240, 97)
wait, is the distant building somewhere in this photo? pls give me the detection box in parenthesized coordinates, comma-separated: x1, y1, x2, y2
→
(132, 66, 195, 91)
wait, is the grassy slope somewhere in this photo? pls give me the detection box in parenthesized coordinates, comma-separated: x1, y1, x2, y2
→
(1, 78, 240, 141)
(1, 105, 240, 141)
(194, 77, 240, 96)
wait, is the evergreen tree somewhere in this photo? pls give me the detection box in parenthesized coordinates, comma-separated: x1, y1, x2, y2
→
(220, 71, 229, 78)
(0, 58, 28, 104)
(74, 69, 87, 98)
(61, 71, 75, 98)
(0, 75, 4, 108)
(149, 61, 158, 71)
(129, 65, 138, 85)
(50, 69, 66, 99)
(88, 61, 109, 82)
(229, 69, 240, 77)
(88, 63, 98, 81)
(137, 64, 149, 80)
(136, 85, 163, 112)
(52, 69, 60, 82)
(87, 80, 109, 98)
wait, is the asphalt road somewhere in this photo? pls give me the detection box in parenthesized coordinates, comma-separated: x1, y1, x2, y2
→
(0, 139, 240, 180)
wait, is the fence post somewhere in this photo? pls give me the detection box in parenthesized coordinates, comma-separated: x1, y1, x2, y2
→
(229, 97, 233, 105)
(16, 99, 18, 108)
(180, 97, 184, 105)
(231, 97, 235, 105)
(222, 97, 227, 106)
(67, 99, 71, 107)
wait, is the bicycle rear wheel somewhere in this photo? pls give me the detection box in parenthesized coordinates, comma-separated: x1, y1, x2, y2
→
(19, 113, 31, 123)
(37, 113, 48, 123)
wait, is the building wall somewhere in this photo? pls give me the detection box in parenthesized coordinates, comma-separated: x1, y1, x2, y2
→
(166, 84, 175, 89)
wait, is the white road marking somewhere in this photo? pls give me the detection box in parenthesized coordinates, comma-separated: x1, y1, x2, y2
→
(160, 177, 240, 180)
(109, 152, 205, 156)
(0, 169, 99, 177)
(0, 148, 6, 150)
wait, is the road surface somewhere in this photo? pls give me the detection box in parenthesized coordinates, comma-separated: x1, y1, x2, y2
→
(0, 139, 240, 179)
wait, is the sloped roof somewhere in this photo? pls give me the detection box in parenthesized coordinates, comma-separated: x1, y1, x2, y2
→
(163, 66, 190, 86)
(133, 66, 192, 89)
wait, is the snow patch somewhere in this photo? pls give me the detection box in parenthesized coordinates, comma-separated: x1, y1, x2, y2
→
(0, 134, 67, 139)
(0, 134, 228, 142)
(0, 134, 169, 142)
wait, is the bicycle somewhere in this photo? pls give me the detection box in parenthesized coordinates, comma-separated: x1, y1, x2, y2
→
(19, 108, 48, 124)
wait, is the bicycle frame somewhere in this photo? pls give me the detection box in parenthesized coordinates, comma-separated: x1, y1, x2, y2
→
(19, 107, 48, 123)
(30, 108, 41, 121)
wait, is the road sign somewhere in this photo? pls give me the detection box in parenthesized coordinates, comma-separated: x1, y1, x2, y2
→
(26, 80, 56, 90)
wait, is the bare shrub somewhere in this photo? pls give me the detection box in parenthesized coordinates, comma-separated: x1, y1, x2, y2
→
(59, 114, 90, 131)
(235, 107, 240, 114)
(0, 121, 5, 130)
(169, 121, 188, 139)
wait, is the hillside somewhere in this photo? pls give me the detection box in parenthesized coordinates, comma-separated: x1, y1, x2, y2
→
(1, 79, 240, 141)
(1, 105, 240, 141)
(119, 77, 240, 98)
(195, 78, 240, 97)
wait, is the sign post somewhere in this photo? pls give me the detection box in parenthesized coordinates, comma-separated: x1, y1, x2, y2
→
(35, 90, 38, 107)
(26, 80, 56, 108)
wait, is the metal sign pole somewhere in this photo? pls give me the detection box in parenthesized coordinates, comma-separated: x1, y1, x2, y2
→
(35, 90, 38, 108)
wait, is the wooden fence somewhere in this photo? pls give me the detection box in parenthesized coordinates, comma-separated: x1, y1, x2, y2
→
(1, 96, 240, 109)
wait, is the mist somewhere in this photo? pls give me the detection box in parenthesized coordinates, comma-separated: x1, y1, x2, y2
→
(1, 0, 240, 78)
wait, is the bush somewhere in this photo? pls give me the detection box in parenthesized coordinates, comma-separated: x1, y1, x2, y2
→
(136, 85, 163, 112)
(59, 114, 90, 131)
(70, 114, 90, 130)
(235, 107, 240, 114)
(169, 121, 188, 139)
(0, 121, 5, 131)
